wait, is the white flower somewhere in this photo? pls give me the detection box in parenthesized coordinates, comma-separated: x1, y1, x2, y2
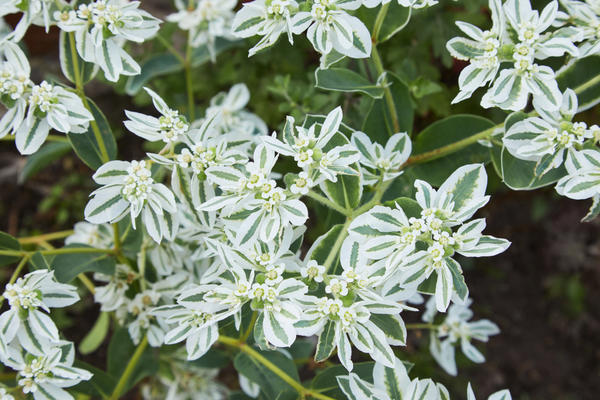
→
(325, 278, 349, 297)
(167, 0, 236, 59)
(204, 83, 268, 139)
(232, 0, 298, 56)
(0, 42, 32, 141)
(562, 0, 600, 57)
(556, 148, 600, 202)
(94, 264, 137, 311)
(424, 298, 500, 376)
(65, 221, 113, 248)
(84, 160, 178, 243)
(125, 88, 189, 143)
(0, 270, 79, 356)
(0, 388, 14, 400)
(504, 88, 593, 176)
(3, 342, 92, 400)
(141, 363, 228, 400)
(263, 107, 360, 184)
(351, 131, 412, 185)
(55, 0, 161, 82)
(290, 171, 314, 195)
(127, 290, 165, 347)
(300, 260, 325, 282)
(291, 0, 372, 58)
(1, 0, 60, 42)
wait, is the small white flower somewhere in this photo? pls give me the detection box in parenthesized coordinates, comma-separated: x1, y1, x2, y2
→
(301, 260, 325, 282)
(325, 278, 349, 297)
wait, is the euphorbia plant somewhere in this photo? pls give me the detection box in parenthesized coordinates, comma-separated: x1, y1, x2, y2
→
(0, 0, 598, 399)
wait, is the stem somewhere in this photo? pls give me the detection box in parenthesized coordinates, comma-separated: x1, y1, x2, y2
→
(184, 33, 195, 121)
(109, 335, 148, 400)
(0, 247, 114, 257)
(218, 336, 335, 400)
(240, 311, 258, 342)
(371, 3, 390, 41)
(323, 218, 352, 273)
(112, 224, 121, 255)
(403, 124, 499, 167)
(0, 135, 69, 143)
(306, 190, 351, 216)
(371, 4, 399, 134)
(69, 32, 110, 164)
(406, 323, 437, 330)
(78, 273, 96, 294)
(18, 230, 74, 244)
(156, 33, 186, 64)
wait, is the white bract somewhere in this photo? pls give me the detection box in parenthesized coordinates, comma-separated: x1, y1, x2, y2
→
(232, 0, 298, 56)
(125, 87, 189, 143)
(503, 88, 594, 176)
(555, 148, 600, 221)
(349, 164, 511, 312)
(351, 131, 412, 185)
(2, 342, 92, 400)
(0, 271, 79, 356)
(263, 107, 360, 185)
(167, 0, 236, 59)
(291, 0, 372, 58)
(0, 43, 93, 155)
(336, 357, 511, 400)
(84, 160, 178, 243)
(55, 0, 160, 82)
(448, 0, 579, 111)
(424, 298, 500, 375)
(562, 0, 600, 57)
(0, 0, 64, 42)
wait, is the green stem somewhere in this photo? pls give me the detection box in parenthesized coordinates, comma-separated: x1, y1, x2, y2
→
(371, 4, 399, 134)
(156, 33, 186, 64)
(18, 230, 74, 244)
(371, 2, 390, 41)
(323, 218, 352, 273)
(109, 335, 148, 400)
(1, 135, 69, 143)
(218, 336, 335, 400)
(306, 190, 351, 216)
(184, 33, 195, 121)
(240, 311, 258, 342)
(404, 124, 499, 167)
(406, 323, 437, 330)
(68, 33, 110, 164)
(0, 247, 114, 257)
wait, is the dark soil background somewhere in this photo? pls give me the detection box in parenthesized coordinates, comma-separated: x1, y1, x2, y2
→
(1, 3, 599, 400)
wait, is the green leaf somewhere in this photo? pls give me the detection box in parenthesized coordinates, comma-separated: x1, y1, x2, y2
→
(321, 132, 362, 210)
(383, 197, 422, 218)
(557, 56, 600, 112)
(28, 251, 51, 271)
(79, 312, 110, 355)
(409, 114, 494, 185)
(315, 67, 384, 98)
(376, 3, 412, 43)
(311, 362, 375, 398)
(19, 141, 71, 183)
(72, 360, 117, 399)
(362, 73, 414, 142)
(0, 231, 21, 267)
(68, 98, 117, 170)
(494, 145, 567, 190)
(315, 320, 337, 362)
(309, 224, 344, 266)
(107, 327, 158, 392)
(370, 314, 406, 345)
(125, 53, 182, 95)
(59, 31, 97, 85)
(50, 244, 115, 283)
(233, 347, 300, 400)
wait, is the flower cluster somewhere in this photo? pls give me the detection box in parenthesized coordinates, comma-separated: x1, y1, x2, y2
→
(233, 0, 439, 58)
(447, 0, 581, 110)
(55, 0, 160, 82)
(0, 43, 92, 155)
(0, 270, 92, 398)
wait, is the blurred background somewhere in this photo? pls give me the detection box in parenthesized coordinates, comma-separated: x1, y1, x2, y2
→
(1, 0, 599, 399)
